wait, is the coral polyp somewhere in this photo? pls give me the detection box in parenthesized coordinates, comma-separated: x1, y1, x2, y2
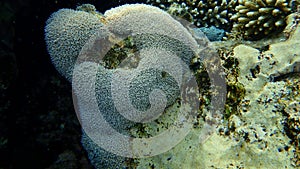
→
(230, 0, 292, 40)
(147, 0, 295, 40)
(147, 0, 238, 31)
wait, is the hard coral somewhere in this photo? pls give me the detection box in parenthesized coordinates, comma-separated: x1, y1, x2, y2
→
(44, 8, 103, 81)
(147, 0, 296, 40)
(46, 3, 208, 168)
(147, 0, 238, 31)
(230, 0, 292, 40)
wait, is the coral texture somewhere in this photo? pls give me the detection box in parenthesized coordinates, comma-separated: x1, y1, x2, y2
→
(146, 0, 238, 31)
(135, 8, 300, 169)
(196, 26, 225, 41)
(230, 0, 292, 40)
(44, 2, 300, 168)
(44, 8, 103, 81)
(46, 3, 211, 168)
(147, 0, 295, 40)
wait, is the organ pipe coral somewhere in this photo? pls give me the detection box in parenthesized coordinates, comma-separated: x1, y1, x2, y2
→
(230, 0, 292, 40)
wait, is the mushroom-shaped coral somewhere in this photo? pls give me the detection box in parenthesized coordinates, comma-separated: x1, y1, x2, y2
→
(230, 0, 292, 40)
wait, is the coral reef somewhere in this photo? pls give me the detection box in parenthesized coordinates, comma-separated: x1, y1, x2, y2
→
(146, 0, 238, 31)
(230, 0, 292, 40)
(227, 15, 300, 167)
(134, 7, 300, 169)
(46, 3, 216, 168)
(81, 131, 130, 169)
(44, 8, 104, 81)
(196, 26, 225, 41)
(281, 81, 300, 166)
(147, 0, 296, 40)
(44, 2, 300, 169)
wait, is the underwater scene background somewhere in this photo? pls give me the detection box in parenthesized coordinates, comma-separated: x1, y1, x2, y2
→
(0, 0, 299, 168)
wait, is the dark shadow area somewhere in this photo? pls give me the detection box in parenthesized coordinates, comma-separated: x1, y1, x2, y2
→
(0, 0, 146, 168)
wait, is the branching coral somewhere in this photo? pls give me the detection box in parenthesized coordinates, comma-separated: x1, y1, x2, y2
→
(230, 0, 292, 40)
(147, 0, 295, 40)
(147, 0, 238, 31)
